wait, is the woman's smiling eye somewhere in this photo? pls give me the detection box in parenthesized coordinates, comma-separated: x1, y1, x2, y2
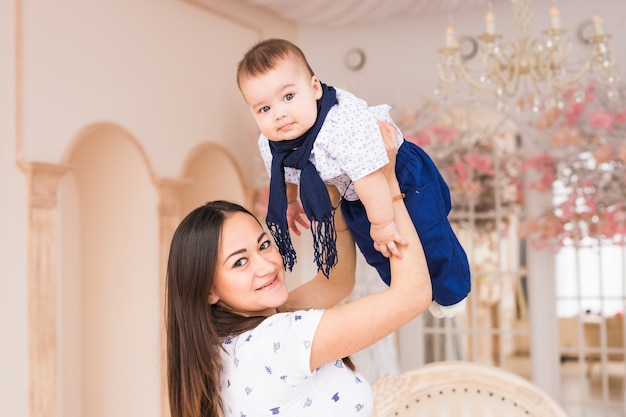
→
(284, 93, 294, 102)
(233, 257, 248, 268)
(259, 240, 272, 250)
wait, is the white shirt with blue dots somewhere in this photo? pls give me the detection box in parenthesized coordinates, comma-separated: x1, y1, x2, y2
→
(219, 309, 373, 417)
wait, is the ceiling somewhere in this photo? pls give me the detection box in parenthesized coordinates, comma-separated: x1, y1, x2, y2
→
(240, 0, 489, 26)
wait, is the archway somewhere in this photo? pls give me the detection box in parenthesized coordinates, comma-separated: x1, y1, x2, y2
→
(179, 142, 248, 217)
(58, 123, 159, 417)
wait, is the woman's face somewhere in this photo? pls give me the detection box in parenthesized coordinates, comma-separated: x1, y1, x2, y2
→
(210, 211, 288, 316)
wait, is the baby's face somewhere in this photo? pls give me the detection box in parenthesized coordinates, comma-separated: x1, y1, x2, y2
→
(239, 57, 322, 141)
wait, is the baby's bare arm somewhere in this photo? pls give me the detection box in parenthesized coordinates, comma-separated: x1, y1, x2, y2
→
(353, 170, 393, 226)
(353, 170, 407, 258)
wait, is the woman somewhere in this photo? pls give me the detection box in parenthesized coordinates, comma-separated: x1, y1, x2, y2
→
(165, 122, 432, 417)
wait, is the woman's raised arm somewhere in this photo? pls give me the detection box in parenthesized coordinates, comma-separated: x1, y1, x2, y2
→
(309, 121, 432, 371)
(280, 184, 357, 311)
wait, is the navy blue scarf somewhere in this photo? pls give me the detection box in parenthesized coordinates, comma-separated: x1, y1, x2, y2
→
(267, 83, 338, 277)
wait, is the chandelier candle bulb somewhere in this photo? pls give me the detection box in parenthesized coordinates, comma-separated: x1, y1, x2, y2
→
(593, 12, 604, 35)
(445, 25, 457, 48)
(550, 5, 560, 30)
(485, 11, 495, 35)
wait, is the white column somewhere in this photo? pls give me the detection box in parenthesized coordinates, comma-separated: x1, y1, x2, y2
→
(20, 161, 70, 417)
(524, 166, 561, 399)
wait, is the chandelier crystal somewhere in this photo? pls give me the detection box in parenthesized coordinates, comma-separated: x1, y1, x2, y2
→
(437, 0, 619, 108)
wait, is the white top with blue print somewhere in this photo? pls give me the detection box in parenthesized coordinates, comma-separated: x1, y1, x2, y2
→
(219, 309, 373, 417)
(258, 87, 404, 201)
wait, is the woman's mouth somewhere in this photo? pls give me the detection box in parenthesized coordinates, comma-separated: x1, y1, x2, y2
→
(256, 276, 278, 291)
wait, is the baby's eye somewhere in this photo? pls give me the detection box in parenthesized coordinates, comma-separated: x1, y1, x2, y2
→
(284, 93, 294, 102)
(233, 257, 248, 268)
(259, 106, 270, 114)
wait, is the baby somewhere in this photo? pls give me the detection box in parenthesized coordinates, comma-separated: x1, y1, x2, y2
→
(236, 38, 470, 317)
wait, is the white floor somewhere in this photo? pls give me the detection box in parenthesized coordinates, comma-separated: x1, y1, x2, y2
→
(506, 355, 625, 417)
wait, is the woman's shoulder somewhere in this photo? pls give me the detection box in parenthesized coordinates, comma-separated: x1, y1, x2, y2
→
(257, 309, 324, 331)
(223, 310, 324, 347)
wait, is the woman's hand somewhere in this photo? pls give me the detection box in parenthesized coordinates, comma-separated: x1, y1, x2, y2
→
(286, 199, 309, 236)
(378, 121, 400, 181)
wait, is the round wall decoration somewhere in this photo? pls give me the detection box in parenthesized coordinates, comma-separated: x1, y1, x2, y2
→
(344, 48, 366, 71)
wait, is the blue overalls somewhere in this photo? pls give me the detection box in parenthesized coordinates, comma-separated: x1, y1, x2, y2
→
(341, 140, 471, 307)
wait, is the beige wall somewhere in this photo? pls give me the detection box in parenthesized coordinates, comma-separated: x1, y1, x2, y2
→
(1, 1, 295, 416)
(1, 1, 28, 417)
(2, 0, 626, 416)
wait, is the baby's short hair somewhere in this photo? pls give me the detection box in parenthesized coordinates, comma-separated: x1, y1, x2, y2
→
(236, 38, 314, 87)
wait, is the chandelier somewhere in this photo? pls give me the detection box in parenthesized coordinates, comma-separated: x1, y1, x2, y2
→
(437, 0, 619, 106)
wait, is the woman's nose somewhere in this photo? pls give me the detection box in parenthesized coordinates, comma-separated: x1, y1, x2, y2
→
(254, 252, 276, 276)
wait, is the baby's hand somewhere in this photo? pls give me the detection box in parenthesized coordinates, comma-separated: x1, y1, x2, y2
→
(286, 200, 310, 236)
(371, 220, 408, 259)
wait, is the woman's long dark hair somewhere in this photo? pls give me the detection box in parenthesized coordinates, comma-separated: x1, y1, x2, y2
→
(166, 201, 265, 417)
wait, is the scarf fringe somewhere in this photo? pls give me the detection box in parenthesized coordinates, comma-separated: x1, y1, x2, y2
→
(311, 214, 338, 278)
(267, 221, 297, 272)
